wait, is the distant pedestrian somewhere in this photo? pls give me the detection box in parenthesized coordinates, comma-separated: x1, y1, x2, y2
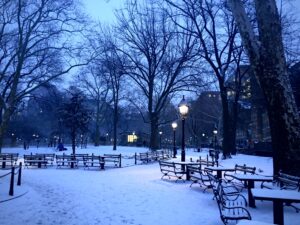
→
(57, 142, 67, 151)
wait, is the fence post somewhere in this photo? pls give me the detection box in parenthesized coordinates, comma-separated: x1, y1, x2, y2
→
(134, 153, 137, 165)
(17, 162, 22, 186)
(119, 154, 122, 168)
(9, 166, 15, 196)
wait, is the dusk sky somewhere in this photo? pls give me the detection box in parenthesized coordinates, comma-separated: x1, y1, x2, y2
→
(84, 0, 125, 24)
(83, 0, 300, 23)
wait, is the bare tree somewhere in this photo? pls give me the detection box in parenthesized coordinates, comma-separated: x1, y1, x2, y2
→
(165, 0, 246, 157)
(116, 0, 199, 150)
(101, 36, 126, 151)
(75, 65, 110, 147)
(0, 0, 89, 151)
(60, 88, 92, 158)
(228, 0, 300, 175)
(81, 25, 126, 150)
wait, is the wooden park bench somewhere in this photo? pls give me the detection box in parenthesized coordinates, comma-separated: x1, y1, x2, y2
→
(24, 154, 48, 168)
(277, 171, 300, 191)
(71, 154, 89, 167)
(213, 181, 251, 225)
(103, 154, 122, 168)
(197, 157, 215, 170)
(154, 149, 171, 160)
(261, 171, 300, 212)
(187, 165, 212, 192)
(224, 164, 256, 190)
(134, 152, 154, 164)
(0, 153, 18, 169)
(56, 154, 78, 168)
(84, 155, 105, 170)
(158, 161, 185, 182)
(35, 154, 55, 166)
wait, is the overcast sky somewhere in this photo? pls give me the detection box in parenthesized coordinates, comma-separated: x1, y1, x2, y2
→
(83, 0, 300, 23)
(83, 0, 125, 24)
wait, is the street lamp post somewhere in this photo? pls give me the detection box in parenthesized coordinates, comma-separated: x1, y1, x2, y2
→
(178, 96, 189, 162)
(171, 122, 178, 158)
(159, 131, 162, 149)
(213, 126, 219, 165)
(213, 127, 218, 151)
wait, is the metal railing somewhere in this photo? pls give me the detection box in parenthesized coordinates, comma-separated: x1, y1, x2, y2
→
(0, 162, 22, 196)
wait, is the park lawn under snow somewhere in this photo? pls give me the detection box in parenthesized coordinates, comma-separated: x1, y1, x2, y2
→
(0, 146, 299, 225)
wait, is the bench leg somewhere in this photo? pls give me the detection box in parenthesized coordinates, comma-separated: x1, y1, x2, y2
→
(100, 163, 105, 170)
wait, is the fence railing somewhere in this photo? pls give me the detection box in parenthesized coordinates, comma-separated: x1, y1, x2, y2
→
(0, 162, 22, 196)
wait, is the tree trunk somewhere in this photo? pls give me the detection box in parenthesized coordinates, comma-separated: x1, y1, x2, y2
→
(149, 112, 159, 150)
(113, 102, 118, 151)
(220, 87, 235, 158)
(0, 107, 15, 153)
(228, 0, 300, 175)
(230, 100, 239, 155)
(71, 131, 76, 155)
(94, 102, 101, 146)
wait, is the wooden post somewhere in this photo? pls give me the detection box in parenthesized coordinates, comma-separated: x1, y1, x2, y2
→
(134, 153, 137, 165)
(119, 154, 122, 168)
(17, 162, 22, 186)
(9, 167, 15, 196)
(2, 156, 6, 168)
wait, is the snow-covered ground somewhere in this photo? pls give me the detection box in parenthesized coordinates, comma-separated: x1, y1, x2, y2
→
(0, 146, 299, 225)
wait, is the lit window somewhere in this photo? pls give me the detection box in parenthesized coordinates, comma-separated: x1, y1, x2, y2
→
(128, 134, 138, 143)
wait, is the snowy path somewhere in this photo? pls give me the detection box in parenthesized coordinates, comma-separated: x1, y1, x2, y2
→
(1, 164, 220, 225)
(1, 146, 299, 225)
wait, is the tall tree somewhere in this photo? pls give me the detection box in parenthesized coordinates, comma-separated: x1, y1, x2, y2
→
(60, 89, 91, 156)
(102, 39, 126, 151)
(228, 0, 300, 175)
(81, 25, 126, 150)
(0, 0, 88, 152)
(165, 0, 246, 157)
(116, 0, 198, 149)
(76, 65, 109, 147)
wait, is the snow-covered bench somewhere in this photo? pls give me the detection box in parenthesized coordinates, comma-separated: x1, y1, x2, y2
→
(84, 155, 105, 170)
(35, 154, 55, 166)
(261, 171, 300, 212)
(69, 154, 89, 167)
(134, 152, 154, 164)
(56, 154, 78, 168)
(159, 161, 185, 182)
(187, 165, 212, 191)
(224, 164, 256, 189)
(153, 150, 171, 160)
(213, 181, 251, 224)
(103, 154, 122, 168)
(0, 153, 18, 168)
(24, 154, 48, 168)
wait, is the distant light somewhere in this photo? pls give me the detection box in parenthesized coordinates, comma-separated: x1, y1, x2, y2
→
(178, 96, 189, 119)
(171, 122, 178, 130)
